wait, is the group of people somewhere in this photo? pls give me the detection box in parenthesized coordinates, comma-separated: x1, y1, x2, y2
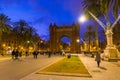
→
(11, 49, 101, 67)
(11, 49, 40, 60)
(12, 50, 22, 60)
(32, 51, 39, 59)
(11, 49, 53, 60)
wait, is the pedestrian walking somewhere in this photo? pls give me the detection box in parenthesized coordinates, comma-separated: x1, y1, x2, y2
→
(33, 51, 36, 59)
(18, 51, 22, 60)
(62, 50, 65, 56)
(95, 51, 101, 67)
(15, 50, 19, 60)
(48, 51, 51, 58)
(12, 50, 15, 60)
(25, 51, 29, 57)
(35, 51, 38, 59)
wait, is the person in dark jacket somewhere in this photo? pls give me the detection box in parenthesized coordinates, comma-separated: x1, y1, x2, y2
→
(12, 50, 15, 59)
(25, 51, 29, 57)
(33, 51, 38, 59)
(35, 51, 38, 59)
(15, 50, 19, 60)
(48, 51, 51, 58)
(95, 52, 101, 67)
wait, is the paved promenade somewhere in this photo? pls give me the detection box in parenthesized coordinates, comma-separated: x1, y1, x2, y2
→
(19, 54, 120, 80)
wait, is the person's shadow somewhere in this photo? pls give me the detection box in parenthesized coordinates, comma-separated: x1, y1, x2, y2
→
(99, 66, 107, 70)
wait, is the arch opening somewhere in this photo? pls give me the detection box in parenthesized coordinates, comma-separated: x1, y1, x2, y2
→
(59, 36, 71, 53)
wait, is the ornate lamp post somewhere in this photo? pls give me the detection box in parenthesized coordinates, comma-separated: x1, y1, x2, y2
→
(76, 39, 80, 54)
(89, 12, 120, 61)
(103, 22, 118, 61)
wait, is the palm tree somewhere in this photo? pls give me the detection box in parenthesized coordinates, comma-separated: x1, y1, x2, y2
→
(82, 0, 120, 51)
(0, 13, 11, 44)
(25, 26, 37, 50)
(113, 23, 120, 51)
(82, 0, 102, 51)
(13, 20, 28, 48)
(82, 0, 119, 19)
(84, 25, 95, 53)
(0, 13, 11, 54)
(32, 33, 40, 50)
(13, 20, 28, 33)
(0, 13, 11, 35)
(12, 27, 21, 49)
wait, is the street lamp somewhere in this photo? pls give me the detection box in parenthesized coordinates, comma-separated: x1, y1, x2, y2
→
(78, 15, 87, 53)
(2, 44, 6, 55)
(88, 11, 120, 60)
(27, 40, 30, 52)
(81, 39, 87, 51)
(76, 39, 80, 54)
(76, 39, 80, 43)
(78, 15, 86, 23)
(78, 14, 99, 52)
(2, 44, 5, 47)
(27, 40, 30, 43)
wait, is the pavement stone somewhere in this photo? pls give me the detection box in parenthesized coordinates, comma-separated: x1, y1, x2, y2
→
(20, 54, 120, 80)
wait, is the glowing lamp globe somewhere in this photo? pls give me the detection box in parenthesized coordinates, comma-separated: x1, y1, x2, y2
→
(78, 15, 86, 23)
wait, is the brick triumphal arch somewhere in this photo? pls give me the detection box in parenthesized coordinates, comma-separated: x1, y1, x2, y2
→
(49, 23, 80, 53)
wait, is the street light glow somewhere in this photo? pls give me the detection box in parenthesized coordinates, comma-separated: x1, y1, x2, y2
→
(76, 39, 80, 43)
(78, 15, 86, 23)
(27, 41, 30, 43)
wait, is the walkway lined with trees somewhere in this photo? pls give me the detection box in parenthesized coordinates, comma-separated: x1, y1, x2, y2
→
(0, 13, 43, 55)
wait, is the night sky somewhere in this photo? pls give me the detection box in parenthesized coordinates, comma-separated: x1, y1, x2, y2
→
(0, 0, 106, 41)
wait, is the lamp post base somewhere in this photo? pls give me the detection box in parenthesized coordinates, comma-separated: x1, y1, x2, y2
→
(103, 46, 119, 62)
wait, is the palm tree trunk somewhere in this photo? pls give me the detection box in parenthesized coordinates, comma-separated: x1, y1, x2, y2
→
(88, 36, 90, 53)
(94, 21, 99, 51)
(0, 29, 2, 43)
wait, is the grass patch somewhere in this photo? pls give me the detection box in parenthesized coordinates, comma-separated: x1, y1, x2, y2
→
(38, 55, 90, 75)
